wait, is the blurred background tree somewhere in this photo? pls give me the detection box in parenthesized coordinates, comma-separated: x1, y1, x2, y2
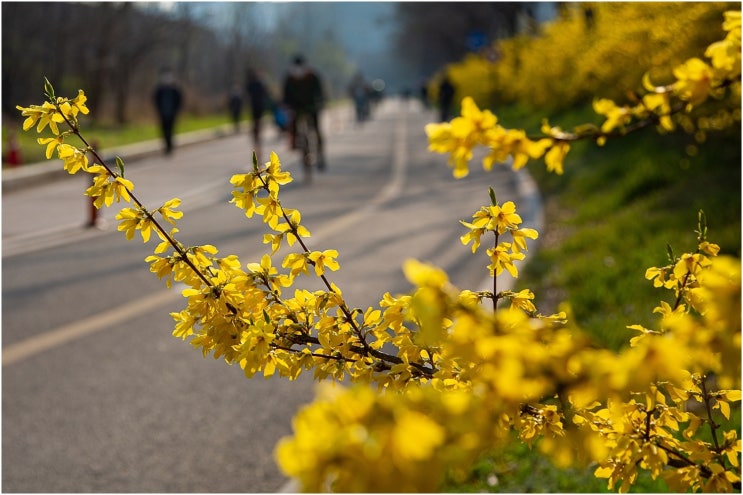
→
(1, 2, 543, 126)
(392, 2, 529, 77)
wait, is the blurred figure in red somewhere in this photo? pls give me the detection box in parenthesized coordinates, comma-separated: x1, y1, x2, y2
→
(6, 131, 22, 166)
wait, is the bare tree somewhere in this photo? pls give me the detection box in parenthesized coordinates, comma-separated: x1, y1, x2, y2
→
(105, 3, 171, 124)
(392, 2, 526, 77)
(2, 2, 370, 122)
(3, 2, 184, 123)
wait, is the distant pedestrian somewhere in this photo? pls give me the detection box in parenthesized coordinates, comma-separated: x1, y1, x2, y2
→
(584, 6, 595, 29)
(153, 67, 183, 155)
(419, 79, 430, 109)
(246, 68, 269, 162)
(438, 73, 455, 122)
(228, 83, 243, 134)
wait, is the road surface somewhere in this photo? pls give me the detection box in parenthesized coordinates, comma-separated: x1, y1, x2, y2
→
(2, 98, 542, 492)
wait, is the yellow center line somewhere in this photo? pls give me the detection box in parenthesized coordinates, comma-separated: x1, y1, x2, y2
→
(3, 288, 182, 367)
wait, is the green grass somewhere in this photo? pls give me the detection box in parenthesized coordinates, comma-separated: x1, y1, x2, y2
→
(3, 113, 240, 166)
(448, 412, 741, 493)
(445, 435, 667, 493)
(519, 110, 741, 350)
(446, 103, 741, 492)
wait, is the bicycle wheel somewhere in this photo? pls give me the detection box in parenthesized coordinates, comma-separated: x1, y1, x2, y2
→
(295, 115, 313, 179)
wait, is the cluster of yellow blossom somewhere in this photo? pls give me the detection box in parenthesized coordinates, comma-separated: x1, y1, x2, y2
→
(276, 383, 497, 492)
(460, 193, 539, 284)
(595, 7, 740, 136)
(580, 226, 741, 492)
(441, 3, 736, 112)
(426, 97, 555, 178)
(277, 232, 740, 493)
(16, 86, 138, 209)
(426, 10, 741, 179)
(18, 87, 90, 172)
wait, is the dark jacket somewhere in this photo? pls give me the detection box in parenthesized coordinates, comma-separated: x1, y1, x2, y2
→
(246, 77, 269, 117)
(283, 68, 324, 115)
(154, 84, 182, 120)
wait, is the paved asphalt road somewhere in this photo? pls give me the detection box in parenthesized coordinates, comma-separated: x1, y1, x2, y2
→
(2, 98, 543, 492)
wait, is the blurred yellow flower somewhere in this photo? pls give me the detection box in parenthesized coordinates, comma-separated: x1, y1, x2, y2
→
(545, 142, 569, 175)
(673, 58, 714, 107)
(392, 409, 445, 461)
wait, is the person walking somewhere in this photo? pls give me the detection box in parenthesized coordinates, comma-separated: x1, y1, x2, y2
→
(282, 54, 326, 170)
(153, 67, 183, 155)
(245, 68, 269, 162)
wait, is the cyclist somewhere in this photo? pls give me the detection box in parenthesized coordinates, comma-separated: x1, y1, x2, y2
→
(282, 54, 327, 170)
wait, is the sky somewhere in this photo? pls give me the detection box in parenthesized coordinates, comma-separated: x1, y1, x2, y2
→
(148, 2, 397, 67)
(150, 2, 402, 88)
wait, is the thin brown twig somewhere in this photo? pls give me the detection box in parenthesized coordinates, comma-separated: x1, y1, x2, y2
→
(53, 98, 214, 289)
(252, 171, 436, 377)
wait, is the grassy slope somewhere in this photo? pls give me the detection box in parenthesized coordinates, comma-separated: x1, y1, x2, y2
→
(520, 107, 741, 350)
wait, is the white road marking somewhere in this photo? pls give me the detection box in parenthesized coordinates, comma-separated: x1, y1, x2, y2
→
(308, 102, 408, 243)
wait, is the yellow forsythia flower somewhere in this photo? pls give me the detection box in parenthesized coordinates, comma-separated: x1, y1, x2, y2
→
(308, 250, 340, 276)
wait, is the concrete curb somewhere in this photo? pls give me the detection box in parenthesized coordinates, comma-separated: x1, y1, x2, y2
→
(2, 123, 239, 194)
